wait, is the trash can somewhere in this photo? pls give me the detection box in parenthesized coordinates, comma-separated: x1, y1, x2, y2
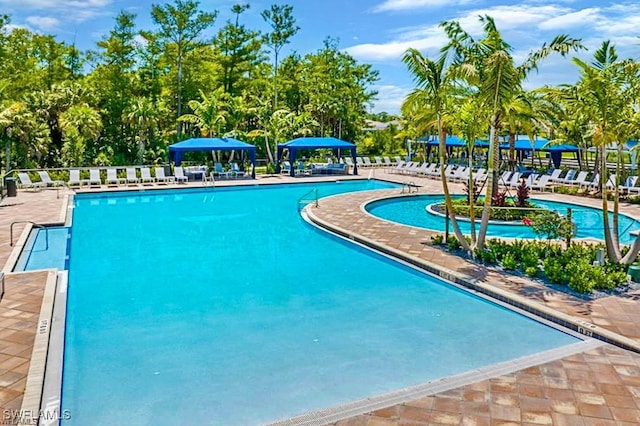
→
(163, 163, 172, 177)
(628, 264, 640, 282)
(5, 177, 17, 197)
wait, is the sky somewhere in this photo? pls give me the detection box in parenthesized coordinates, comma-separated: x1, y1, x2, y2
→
(2, 0, 640, 114)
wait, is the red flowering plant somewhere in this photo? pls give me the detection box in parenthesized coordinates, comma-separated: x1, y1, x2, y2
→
(522, 217, 533, 226)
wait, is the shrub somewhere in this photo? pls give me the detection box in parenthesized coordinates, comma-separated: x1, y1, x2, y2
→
(446, 236, 462, 250)
(515, 179, 530, 207)
(492, 190, 507, 207)
(486, 239, 510, 262)
(543, 257, 565, 284)
(501, 252, 518, 270)
(431, 234, 443, 245)
(475, 248, 497, 264)
(521, 251, 539, 270)
(525, 266, 538, 277)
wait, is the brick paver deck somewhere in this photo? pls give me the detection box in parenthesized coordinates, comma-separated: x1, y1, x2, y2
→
(2, 172, 640, 425)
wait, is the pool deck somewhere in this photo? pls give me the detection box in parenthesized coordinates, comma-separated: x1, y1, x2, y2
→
(1, 173, 640, 424)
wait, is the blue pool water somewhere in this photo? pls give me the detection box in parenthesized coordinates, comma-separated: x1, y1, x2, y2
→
(15, 227, 69, 271)
(366, 195, 640, 244)
(63, 181, 579, 425)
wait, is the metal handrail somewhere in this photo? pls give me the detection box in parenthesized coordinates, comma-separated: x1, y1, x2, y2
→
(10, 221, 49, 250)
(297, 188, 319, 211)
(401, 181, 418, 193)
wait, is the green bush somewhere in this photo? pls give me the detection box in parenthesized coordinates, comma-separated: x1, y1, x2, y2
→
(567, 258, 595, 293)
(431, 234, 444, 245)
(501, 252, 518, 270)
(543, 257, 565, 284)
(446, 236, 462, 250)
(525, 266, 538, 277)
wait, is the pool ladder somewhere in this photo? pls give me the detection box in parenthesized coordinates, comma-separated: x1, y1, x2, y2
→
(297, 188, 319, 212)
(401, 181, 419, 194)
(10, 221, 49, 250)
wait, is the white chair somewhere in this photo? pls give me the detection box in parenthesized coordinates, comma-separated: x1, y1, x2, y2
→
(356, 157, 365, 168)
(621, 176, 640, 194)
(497, 170, 513, 186)
(383, 156, 394, 167)
(363, 157, 374, 168)
(230, 162, 245, 178)
(67, 169, 84, 187)
(558, 169, 577, 185)
(389, 160, 406, 174)
(17, 172, 45, 190)
(174, 166, 188, 183)
(126, 167, 140, 184)
(567, 171, 589, 187)
(155, 167, 174, 184)
(87, 169, 102, 187)
(374, 156, 384, 167)
(417, 163, 437, 176)
(605, 174, 617, 190)
(394, 156, 403, 164)
(530, 174, 554, 192)
(280, 161, 291, 175)
(37, 171, 64, 187)
(583, 173, 599, 190)
(106, 168, 125, 186)
(507, 172, 522, 188)
(140, 167, 155, 184)
(547, 169, 563, 183)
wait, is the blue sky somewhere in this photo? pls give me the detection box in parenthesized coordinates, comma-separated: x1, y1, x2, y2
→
(2, 0, 639, 114)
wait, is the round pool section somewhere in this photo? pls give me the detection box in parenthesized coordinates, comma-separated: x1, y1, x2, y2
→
(365, 195, 640, 244)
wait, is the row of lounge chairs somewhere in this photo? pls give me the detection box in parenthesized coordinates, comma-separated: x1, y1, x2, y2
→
(15, 167, 191, 190)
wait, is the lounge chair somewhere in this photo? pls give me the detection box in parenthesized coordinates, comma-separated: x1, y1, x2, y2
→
(230, 162, 245, 178)
(558, 169, 577, 185)
(497, 170, 513, 186)
(507, 172, 522, 188)
(383, 156, 394, 167)
(126, 167, 140, 184)
(605, 174, 618, 190)
(417, 163, 437, 176)
(280, 161, 291, 175)
(213, 163, 230, 179)
(344, 157, 355, 168)
(583, 173, 599, 190)
(621, 176, 640, 194)
(67, 169, 84, 187)
(394, 156, 403, 165)
(140, 167, 155, 184)
(17, 172, 45, 190)
(106, 168, 126, 186)
(174, 166, 189, 183)
(530, 174, 554, 192)
(37, 171, 64, 187)
(88, 169, 102, 187)
(155, 167, 174, 184)
(389, 160, 406, 174)
(356, 157, 365, 168)
(567, 171, 589, 187)
(363, 157, 374, 168)
(296, 161, 311, 176)
(547, 169, 563, 183)
(374, 156, 384, 167)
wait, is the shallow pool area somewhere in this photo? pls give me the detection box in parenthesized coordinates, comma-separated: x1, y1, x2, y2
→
(62, 181, 581, 425)
(366, 194, 640, 244)
(15, 226, 70, 271)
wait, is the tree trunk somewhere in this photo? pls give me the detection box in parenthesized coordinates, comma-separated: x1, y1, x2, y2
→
(476, 120, 499, 249)
(600, 144, 621, 261)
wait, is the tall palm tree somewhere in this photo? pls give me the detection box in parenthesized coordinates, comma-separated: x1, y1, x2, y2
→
(127, 97, 159, 164)
(441, 15, 582, 249)
(178, 89, 228, 138)
(402, 47, 471, 252)
(571, 41, 640, 264)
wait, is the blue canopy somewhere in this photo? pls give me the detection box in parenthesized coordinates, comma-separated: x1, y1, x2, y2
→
(168, 137, 256, 178)
(276, 137, 358, 177)
(418, 135, 490, 148)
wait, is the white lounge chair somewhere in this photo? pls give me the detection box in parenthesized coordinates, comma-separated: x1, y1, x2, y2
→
(417, 163, 437, 176)
(530, 174, 554, 192)
(37, 171, 64, 187)
(140, 167, 155, 184)
(567, 171, 589, 187)
(547, 169, 563, 183)
(389, 160, 406, 174)
(507, 172, 522, 188)
(280, 161, 291, 175)
(374, 156, 384, 167)
(621, 176, 640, 194)
(126, 167, 140, 184)
(383, 156, 394, 167)
(174, 166, 188, 183)
(363, 157, 374, 168)
(17, 173, 45, 190)
(87, 169, 102, 187)
(155, 167, 174, 184)
(356, 157, 365, 168)
(67, 169, 84, 187)
(344, 157, 355, 168)
(106, 168, 125, 186)
(497, 170, 513, 186)
(605, 174, 617, 190)
(558, 169, 577, 185)
(394, 156, 403, 165)
(583, 173, 599, 190)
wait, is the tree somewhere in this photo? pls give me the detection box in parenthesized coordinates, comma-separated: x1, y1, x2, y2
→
(151, 0, 217, 135)
(570, 41, 640, 264)
(60, 104, 102, 166)
(402, 47, 471, 252)
(441, 15, 582, 249)
(261, 4, 299, 111)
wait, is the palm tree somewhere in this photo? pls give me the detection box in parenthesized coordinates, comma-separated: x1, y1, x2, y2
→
(402, 47, 471, 252)
(178, 89, 228, 138)
(571, 41, 640, 264)
(127, 97, 159, 164)
(441, 15, 582, 249)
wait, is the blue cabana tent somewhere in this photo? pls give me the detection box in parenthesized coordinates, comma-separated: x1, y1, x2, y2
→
(418, 135, 490, 148)
(276, 137, 358, 177)
(168, 137, 256, 178)
(544, 143, 580, 168)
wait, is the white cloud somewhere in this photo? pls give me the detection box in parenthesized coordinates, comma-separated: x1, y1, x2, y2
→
(345, 25, 446, 61)
(25, 16, 60, 31)
(0, 0, 112, 23)
(371, 84, 410, 113)
(373, 0, 468, 13)
(538, 8, 600, 30)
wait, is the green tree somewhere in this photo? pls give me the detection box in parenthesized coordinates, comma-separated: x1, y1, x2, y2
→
(151, 0, 217, 135)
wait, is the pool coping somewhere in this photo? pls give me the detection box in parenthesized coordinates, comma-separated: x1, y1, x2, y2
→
(304, 194, 640, 354)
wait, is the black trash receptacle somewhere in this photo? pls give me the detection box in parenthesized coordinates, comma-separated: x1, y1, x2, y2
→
(5, 177, 17, 197)
(163, 164, 172, 177)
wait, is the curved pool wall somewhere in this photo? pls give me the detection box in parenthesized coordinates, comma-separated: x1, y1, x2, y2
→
(61, 181, 579, 425)
(366, 195, 640, 244)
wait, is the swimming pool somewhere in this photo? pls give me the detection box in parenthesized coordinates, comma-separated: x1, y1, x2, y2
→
(15, 226, 69, 271)
(63, 181, 579, 425)
(366, 194, 640, 244)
